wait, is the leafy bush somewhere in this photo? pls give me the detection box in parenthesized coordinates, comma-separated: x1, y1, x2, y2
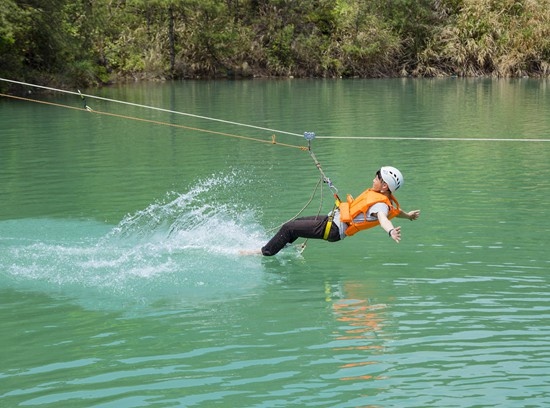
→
(2, 0, 549, 86)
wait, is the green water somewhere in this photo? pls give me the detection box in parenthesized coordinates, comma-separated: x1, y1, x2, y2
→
(1, 78, 549, 407)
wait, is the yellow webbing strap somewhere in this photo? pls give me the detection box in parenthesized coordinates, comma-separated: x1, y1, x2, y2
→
(323, 196, 342, 240)
(323, 218, 333, 240)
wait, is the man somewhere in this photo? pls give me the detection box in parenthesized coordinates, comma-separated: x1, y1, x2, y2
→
(260, 166, 420, 256)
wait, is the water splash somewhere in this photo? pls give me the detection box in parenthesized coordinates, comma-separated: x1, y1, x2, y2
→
(104, 170, 265, 251)
(0, 172, 268, 310)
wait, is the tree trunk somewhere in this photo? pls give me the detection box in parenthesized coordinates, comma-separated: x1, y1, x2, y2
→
(168, 4, 175, 77)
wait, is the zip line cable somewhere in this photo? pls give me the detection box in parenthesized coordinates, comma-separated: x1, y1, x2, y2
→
(2, 78, 549, 143)
(0, 92, 305, 150)
(0, 78, 303, 138)
(316, 135, 550, 142)
(0, 81, 335, 195)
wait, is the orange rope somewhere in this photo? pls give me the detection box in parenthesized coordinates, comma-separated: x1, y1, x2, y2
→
(0, 92, 305, 150)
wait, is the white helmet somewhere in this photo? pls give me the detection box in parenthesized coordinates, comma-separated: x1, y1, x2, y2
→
(380, 166, 403, 192)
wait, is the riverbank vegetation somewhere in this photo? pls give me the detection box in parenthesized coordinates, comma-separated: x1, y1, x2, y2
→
(1, 0, 549, 88)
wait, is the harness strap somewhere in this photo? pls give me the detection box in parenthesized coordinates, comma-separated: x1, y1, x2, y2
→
(323, 217, 333, 240)
(323, 195, 342, 240)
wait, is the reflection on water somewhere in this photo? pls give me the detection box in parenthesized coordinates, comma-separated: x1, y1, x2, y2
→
(329, 281, 388, 383)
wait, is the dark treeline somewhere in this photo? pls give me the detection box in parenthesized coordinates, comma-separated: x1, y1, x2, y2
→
(1, 0, 549, 88)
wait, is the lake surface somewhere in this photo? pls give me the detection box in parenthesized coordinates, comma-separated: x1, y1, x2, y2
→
(1, 78, 549, 407)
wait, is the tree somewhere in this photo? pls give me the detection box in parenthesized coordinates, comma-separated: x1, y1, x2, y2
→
(0, 0, 27, 81)
(327, 0, 401, 77)
(1, 0, 108, 87)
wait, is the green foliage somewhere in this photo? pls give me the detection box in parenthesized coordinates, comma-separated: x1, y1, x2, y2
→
(1, 0, 109, 86)
(0, 0, 26, 78)
(177, 1, 256, 77)
(329, 0, 401, 77)
(1, 0, 549, 86)
(417, 0, 550, 77)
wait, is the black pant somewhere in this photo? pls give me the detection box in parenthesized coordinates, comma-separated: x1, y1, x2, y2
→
(261, 215, 341, 256)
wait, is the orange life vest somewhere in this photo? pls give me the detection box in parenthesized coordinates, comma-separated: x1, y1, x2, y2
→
(338, 188, 400, 236)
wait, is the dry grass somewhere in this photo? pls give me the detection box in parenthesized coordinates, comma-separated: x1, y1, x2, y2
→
(416, 0, 550, 77)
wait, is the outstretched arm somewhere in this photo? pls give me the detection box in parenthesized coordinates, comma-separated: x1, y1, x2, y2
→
(376, 211, 401, 243)
(377, 209, 420, 243)
(397, 209, 421, 221)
